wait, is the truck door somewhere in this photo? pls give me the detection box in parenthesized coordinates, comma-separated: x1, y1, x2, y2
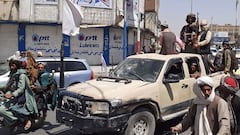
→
(161, 58, 193, 117)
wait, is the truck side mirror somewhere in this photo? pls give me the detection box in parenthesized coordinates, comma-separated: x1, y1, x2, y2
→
(163, 74, 180, 83)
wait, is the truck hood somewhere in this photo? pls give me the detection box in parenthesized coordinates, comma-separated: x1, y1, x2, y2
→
(67, 79, 151, 100)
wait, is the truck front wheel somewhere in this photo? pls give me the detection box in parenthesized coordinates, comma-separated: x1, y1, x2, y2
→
(124, 109, 156, 135)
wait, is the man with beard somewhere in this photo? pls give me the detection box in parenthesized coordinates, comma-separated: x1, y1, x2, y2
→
(30, 63, 51, 120)
(216, 75, 240, 134)
(171, 76, 231, 134)
(180, 13, 199, 53)
(0, 60, 38, 130)
(193, 19, 215, 72)
(221, 41, 237, 76)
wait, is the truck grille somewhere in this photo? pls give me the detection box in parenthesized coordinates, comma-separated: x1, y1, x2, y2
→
(58, 90, 93, 116)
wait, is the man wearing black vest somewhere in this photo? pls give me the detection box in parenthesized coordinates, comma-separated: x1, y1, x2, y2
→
(194, 19, 214, 71)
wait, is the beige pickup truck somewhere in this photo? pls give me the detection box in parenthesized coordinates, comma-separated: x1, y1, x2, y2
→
(56, 53, 223, 135)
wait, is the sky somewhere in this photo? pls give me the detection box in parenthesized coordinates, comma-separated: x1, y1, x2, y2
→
(159, 0, 239, 36)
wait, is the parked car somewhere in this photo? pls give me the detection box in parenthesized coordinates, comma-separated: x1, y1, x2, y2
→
(210, 47, 218, 58)
(234, 49, 240, 75)
(0, 57, 94, 89)
(56, 53, 224, 135)
(0, 62, 10, 89)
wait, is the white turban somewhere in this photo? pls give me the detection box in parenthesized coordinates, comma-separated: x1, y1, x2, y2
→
(193, 76, 215, 135)
(196, 76, 214, 88)
(193, 76, 215, 104)
(200, 19, 208, 26)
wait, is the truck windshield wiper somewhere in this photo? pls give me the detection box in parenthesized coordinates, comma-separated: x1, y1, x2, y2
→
(128, 71, 146, 82)
(96, 76, 132, 84)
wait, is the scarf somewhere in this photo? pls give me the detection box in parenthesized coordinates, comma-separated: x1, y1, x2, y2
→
(193, 76, 215, 135)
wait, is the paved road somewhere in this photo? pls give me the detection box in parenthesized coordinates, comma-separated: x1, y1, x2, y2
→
(0, 110, 191, 135)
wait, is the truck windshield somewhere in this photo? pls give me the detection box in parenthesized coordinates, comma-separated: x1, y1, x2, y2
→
(111, 58, 164, 82)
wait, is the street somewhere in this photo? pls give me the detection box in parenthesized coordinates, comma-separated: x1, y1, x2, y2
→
(0, 110, 191, 135)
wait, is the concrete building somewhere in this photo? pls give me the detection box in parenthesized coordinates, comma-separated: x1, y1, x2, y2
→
(0, 0, 159, 65)
(210, 24, 240, 44)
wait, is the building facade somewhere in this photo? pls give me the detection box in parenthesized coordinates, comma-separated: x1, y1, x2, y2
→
(0, 0, 159, 65)
(210, 24, 240, 45)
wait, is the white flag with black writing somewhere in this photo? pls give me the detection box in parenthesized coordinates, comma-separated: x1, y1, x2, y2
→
(62, 0, 83, 36)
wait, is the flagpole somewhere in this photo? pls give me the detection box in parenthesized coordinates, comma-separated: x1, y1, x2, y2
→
(60, 0, 65, 88)
(190, 0, 193, 13)
(236, 0, 239, 42)
(60, 38, 64, 88)
(123, 0, 127, 60)
(136, 0, 141, 54)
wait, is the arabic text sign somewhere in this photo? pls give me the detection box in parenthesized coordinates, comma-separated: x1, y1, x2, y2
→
(74, 0, 112, 9)
(34, 0, 58, 4)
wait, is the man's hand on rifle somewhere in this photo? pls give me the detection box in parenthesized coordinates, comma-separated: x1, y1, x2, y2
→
(193, 43, 198, 48)
(4, 93, 13, 99)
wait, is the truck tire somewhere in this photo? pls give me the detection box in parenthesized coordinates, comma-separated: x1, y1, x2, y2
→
(124, 108, 156, 135)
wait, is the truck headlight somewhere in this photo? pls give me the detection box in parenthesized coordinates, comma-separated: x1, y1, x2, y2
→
(86, 101, 110, 114)
(109, 99, 122, 107)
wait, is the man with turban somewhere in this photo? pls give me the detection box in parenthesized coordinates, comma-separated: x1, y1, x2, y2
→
(170, 76, 231, 135)
(216, 75, 240, 134)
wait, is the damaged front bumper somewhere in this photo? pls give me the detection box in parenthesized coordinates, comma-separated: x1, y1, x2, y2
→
(56, 108, 131, 133)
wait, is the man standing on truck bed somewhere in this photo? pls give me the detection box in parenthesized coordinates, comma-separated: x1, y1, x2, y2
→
(180, 13, 199, 53)
(159, 23, 177, 55)
(193, 19, 215, 72)
(222, 41, 237, 76)
(159, 23, 184, 55)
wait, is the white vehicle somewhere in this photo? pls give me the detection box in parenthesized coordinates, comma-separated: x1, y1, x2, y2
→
(210, 47, 218, 57)
(235, 48, 240, 70)
(56, 53, 224, 135)
(0, 63, 10, 89)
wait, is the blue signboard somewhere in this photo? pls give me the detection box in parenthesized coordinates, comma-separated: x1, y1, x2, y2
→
(212, 37, 230, 42)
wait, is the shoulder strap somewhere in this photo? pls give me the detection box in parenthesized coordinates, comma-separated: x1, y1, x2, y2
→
(14, 73, 21, 87)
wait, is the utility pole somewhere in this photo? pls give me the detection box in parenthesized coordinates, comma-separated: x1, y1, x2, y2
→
(236, 2, 238, 42)
(136, 0, 141, 54)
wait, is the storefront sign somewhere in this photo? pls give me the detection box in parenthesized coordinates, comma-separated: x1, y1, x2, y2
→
(74, 0, 112, 9)
(70, 28, 103, 65)
(34, 0, 58, 5)
(32, 34, 50, 45)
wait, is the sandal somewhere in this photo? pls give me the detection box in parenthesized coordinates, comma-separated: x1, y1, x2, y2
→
(24, 120, 32, 131)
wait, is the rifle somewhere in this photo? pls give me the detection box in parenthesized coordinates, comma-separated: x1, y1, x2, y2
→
(192, 12, 200, 53)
